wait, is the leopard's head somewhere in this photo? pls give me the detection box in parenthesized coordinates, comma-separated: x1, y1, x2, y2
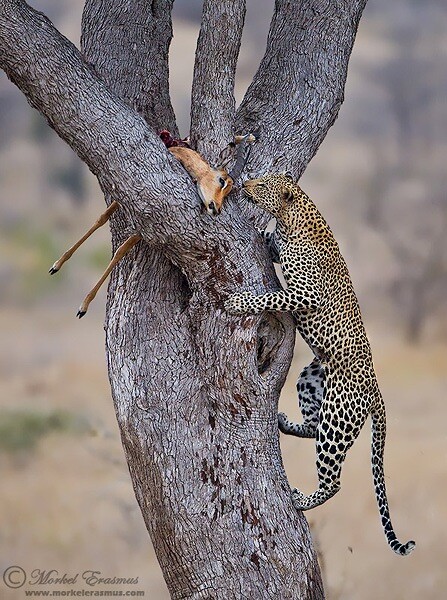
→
(242, 173, 300, 227)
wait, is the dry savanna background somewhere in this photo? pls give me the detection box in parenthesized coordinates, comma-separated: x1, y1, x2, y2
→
(1, 0, 446, 598)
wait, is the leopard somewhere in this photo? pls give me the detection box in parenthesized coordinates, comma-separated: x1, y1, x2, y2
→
(224, 173, 415, 556)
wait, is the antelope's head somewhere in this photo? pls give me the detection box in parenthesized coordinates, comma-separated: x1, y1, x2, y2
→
(195, 167, 234, 216)
(169, 134, 254, 216)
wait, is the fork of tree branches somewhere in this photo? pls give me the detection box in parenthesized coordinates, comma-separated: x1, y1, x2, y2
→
(0, 1, 368, 597)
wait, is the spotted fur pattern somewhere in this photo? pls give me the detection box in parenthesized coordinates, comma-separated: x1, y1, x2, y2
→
(225, 174, 415, 556)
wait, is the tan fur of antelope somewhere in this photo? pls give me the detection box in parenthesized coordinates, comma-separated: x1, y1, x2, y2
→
(169, 146, 232, 216)
(48, 134, 254, 318)
(169, 133, 255, 216)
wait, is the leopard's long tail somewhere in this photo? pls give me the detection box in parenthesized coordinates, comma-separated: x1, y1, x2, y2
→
(371, 395, 415, 556)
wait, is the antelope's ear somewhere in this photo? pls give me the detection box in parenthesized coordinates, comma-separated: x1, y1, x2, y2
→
(283, 189, 294, 203)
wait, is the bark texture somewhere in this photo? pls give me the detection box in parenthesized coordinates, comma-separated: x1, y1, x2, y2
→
(81, 0, 178, 134)
(0, 0, 368, 597)
(190, 0, 246, 161)
(235, 0, 368, 179)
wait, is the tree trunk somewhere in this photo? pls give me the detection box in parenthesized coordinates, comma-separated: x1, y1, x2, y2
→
(0, 0, 368, 597)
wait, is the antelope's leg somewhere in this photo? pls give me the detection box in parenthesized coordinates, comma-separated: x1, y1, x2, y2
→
(234, 134, 256, 145)
(49, 201, 120, 274)
(77, 233, 142, 319)
(234, 134, 252, 145)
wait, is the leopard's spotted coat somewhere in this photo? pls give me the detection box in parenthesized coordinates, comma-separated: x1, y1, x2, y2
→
(225, 174, 415, 556)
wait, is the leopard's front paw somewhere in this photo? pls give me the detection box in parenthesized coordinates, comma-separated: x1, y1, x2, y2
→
(224, 291, 258, 315)
(278, 412, 289, 432)
(291, 488, 307, 511)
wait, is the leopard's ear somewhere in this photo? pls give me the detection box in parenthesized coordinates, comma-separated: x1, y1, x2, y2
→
(283, 189, 294, 203)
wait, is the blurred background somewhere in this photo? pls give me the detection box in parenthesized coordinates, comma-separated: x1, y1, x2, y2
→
(0, 0, 446, 598)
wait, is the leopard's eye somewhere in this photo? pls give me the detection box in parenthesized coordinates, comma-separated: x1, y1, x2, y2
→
(219, 177, 227, 189)
(283, 189, 294, 203)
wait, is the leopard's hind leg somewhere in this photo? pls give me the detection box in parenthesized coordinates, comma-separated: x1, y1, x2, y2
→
(292, 371, 370, 510)
(278, 358, 324, 438)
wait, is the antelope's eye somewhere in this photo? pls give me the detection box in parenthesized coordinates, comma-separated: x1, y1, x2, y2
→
(219, 177, 227, 189)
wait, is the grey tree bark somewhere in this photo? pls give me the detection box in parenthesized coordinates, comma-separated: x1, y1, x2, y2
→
(0, 0, 368, 597)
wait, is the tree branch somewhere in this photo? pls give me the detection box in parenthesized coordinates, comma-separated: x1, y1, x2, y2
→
(190, 0, 246, 162)
(0, 0, 247, 273)
(81, 0, 178, 135)
(236, 0, 368, 178)
(0, 1, 166, 194)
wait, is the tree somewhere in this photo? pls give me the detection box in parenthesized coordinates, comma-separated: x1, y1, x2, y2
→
(0, 1, 368, 597)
